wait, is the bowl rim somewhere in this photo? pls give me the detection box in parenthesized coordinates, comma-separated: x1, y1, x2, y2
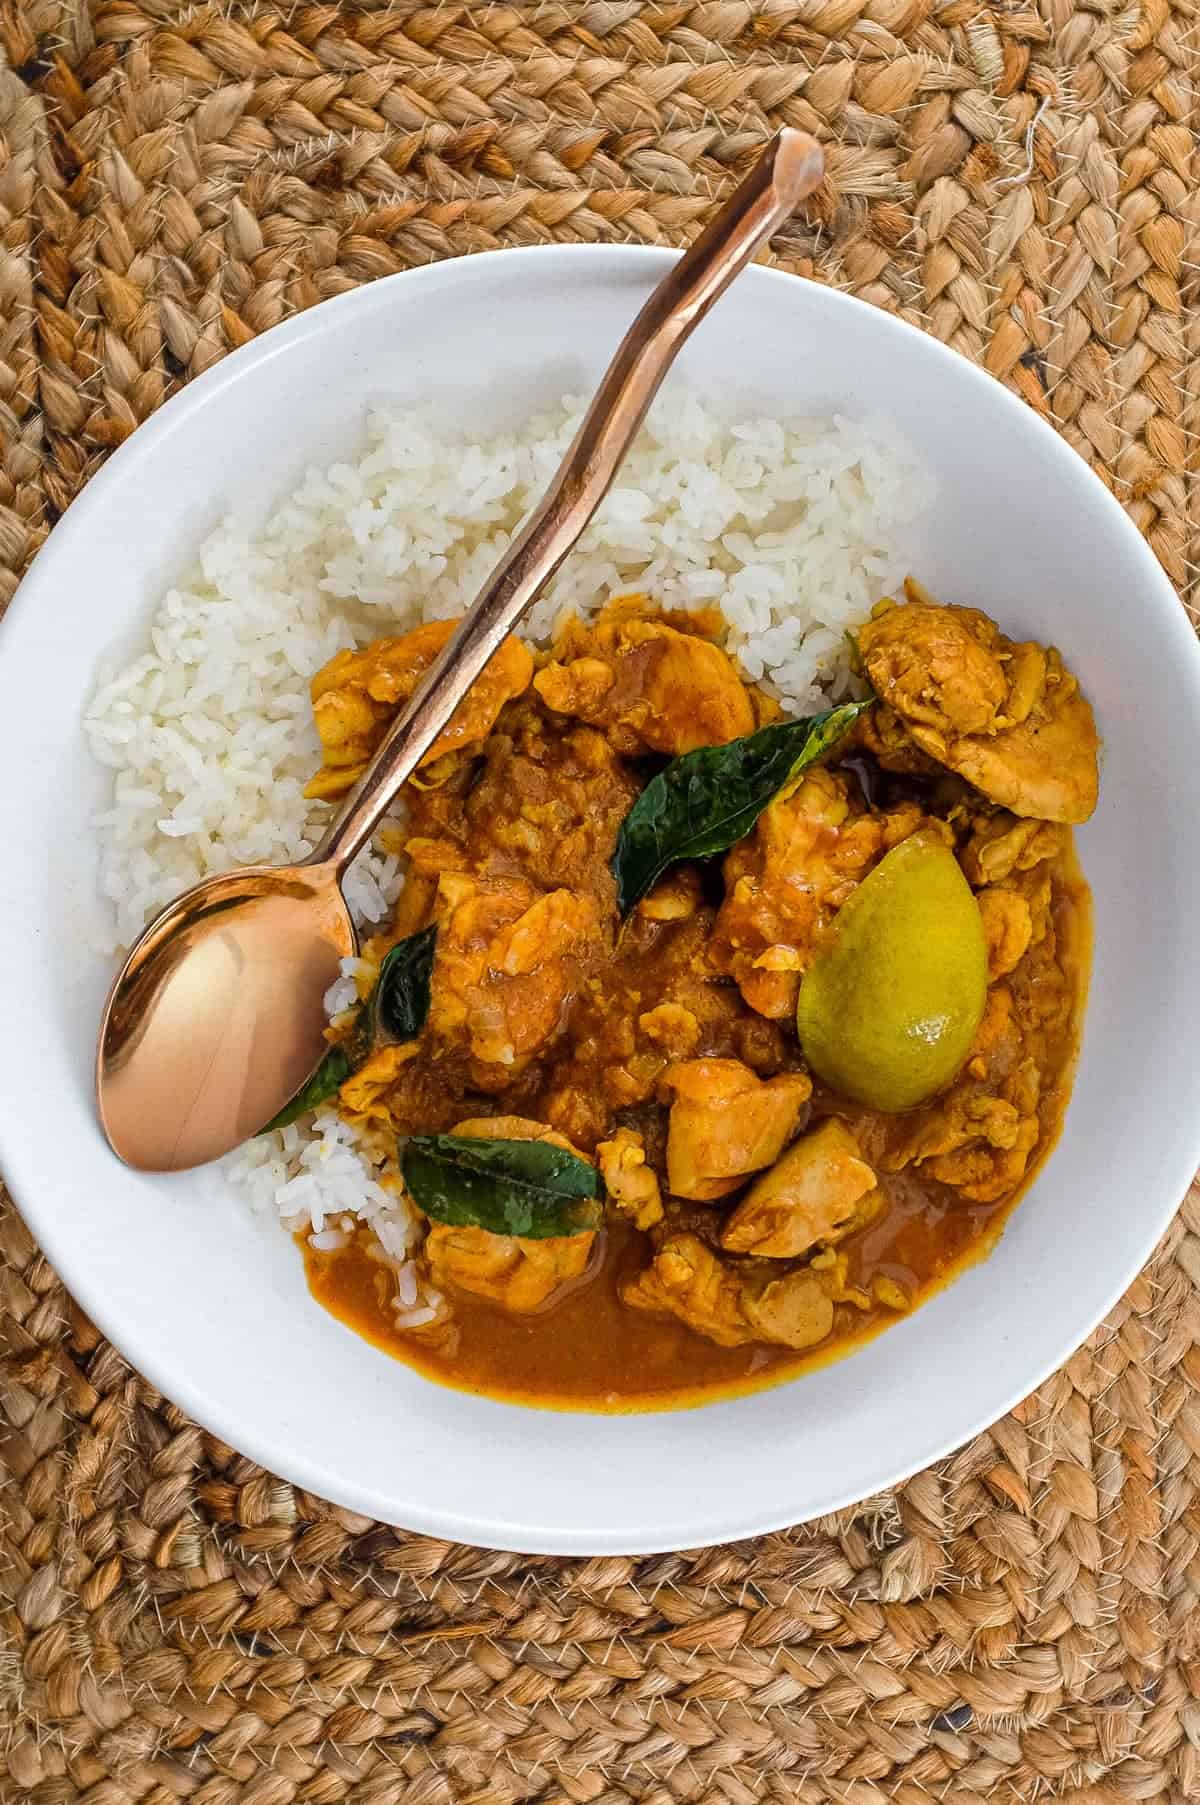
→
(3, 242, 1200, 1553)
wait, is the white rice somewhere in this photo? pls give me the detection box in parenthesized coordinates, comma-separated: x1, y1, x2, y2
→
(83, 387, 933, 1326)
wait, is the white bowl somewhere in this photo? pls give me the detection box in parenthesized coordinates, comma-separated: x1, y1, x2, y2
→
(2, 248, 1198, 1554)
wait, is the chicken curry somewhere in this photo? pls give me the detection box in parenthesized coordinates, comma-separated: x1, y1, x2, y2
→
(293, 582, 1096, 1410)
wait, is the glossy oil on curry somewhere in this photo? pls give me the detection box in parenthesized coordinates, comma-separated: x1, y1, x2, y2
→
(295, 583, 1096, 1411)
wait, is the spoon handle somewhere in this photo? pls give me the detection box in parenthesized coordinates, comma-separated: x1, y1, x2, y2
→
(314, 128, 825, 873)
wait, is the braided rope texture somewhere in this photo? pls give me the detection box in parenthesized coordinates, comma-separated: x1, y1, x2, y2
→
(1, 3, 1199, 1799)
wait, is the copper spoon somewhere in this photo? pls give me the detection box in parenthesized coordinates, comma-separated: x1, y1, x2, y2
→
(96, 129, 825, 1171)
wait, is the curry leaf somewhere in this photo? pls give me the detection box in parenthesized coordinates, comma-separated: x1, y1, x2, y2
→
(260, 1047, 352, 1133)
(610, 701, 872, 913)
(258, 924, 438, 1134)
(367, 923, 438, 1046)
(401, 1134, 605, 1239)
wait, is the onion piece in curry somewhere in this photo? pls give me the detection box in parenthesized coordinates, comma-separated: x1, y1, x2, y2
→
(298, 583, 1095, 1411)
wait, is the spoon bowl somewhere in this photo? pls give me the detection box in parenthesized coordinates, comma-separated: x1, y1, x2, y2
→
(97, 863, 353, 1170)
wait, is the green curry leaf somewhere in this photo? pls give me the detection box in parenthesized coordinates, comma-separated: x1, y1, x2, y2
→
(367, 922, 439, 1046)
(401, 1134, 605, 1239)
(610, 701, 872, 913)
(258, 924, 438, 1134)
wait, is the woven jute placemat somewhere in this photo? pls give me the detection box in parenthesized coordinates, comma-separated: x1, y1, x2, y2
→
(2, 5, 1199, 1800)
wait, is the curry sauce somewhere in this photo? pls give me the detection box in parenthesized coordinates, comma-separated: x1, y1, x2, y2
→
(307, 851, 1089, 1410)
(297, 591, 1096, 1410)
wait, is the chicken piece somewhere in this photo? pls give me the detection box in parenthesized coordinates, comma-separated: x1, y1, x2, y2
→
(637, 1002, 702, 1059)
(872, 1275, 912, 1312)
(637, 869, 703, 924)
(854, 701, 941, 776)
(337, 1042, 419, 1124)
(429, 872, 601, 1082)
(960, 812, 1065, 887)
(621, 1234, 836, 1351)
(862, 599, 1006, 734)
(741, 1270, 835, 1350)
(721, 1120, 878, 1258)
(425, 1223, 594, 1313)
(422, 1114, 596, 1312)
(890, 990, 1042, 1203)
(622, 1234, 750, 1345)
(661, 1058, 811, 1200)
(977, 886, 1033, 980)
(914, 1081, 1041, 1203)
(709, 766, 932, 1019)
(596, 1128, 663, 1229)
(451, 1113, 580, 1150)
(964, 982, 1021, 1077)
(533, 602, 755, 755)
(858, 592, 1098, 824)
(305, 619, 534, 800)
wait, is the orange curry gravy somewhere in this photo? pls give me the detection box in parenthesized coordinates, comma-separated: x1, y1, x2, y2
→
(297, 596, 1092, 1411)
(306, 853, 1089, 1411)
